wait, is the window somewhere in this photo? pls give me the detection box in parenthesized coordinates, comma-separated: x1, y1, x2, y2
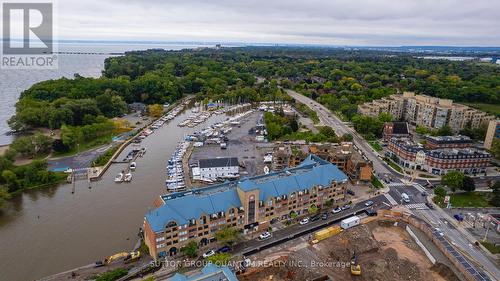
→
(156, 237, 165, 243)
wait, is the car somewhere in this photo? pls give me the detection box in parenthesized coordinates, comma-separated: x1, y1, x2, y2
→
(421, 191, 428, 196)
(434, 228, 444, 237)
(366, 209, 377, 216)
(310, 214, 321, 222)
(299, 218, 310, 225)
(94, 261, 105, 268)
(321, 213, 328, 220)
(259, 231, 271, 240)
(425, 202, 434, 209)
(203, 250, 216, 258)
(332, 207, 342, 214)
(365, 200, 374, 207)
(341, 204, 351, 210)
(217, 245, 231, 253)
(347, 189, 355, 196)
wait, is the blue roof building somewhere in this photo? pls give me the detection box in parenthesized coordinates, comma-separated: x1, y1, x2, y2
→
(144, 154, 348, 258)
(169, 263, 238, 281)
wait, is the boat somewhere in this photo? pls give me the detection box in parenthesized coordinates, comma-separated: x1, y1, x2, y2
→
(130, 162, 137, 171)
(124, 172, 132, 182)
(114, 172, 124, 183)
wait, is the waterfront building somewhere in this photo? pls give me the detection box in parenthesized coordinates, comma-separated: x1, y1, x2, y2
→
(198, 157, 239, 180)
(169, 263, 238, 281)
(143, 155, 348, 259)
(484, 120, 500, 150)
(387, 137, 491, 175)
(357, 92, 495, 133)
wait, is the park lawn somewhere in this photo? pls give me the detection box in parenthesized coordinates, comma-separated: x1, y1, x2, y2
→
(481, 241, 500, 254)
(462, 103, 500, 116)
(52, 135, 113, 158)
(369, 141, 383, 152)
(384, 157, 403, 173)
(371, 175, 383, 189)
(450, 192, 492, 208)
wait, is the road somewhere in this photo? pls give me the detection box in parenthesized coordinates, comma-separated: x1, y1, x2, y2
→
(285, 88, 500, 281)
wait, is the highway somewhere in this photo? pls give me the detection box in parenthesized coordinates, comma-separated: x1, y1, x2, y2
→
(285, 88, 500, 281)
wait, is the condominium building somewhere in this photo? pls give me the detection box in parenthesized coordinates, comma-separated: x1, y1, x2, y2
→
(484, 120, 500, 150)
(144, 155, 348, 259)
(425, 135, 473, 150)
(273, 142, 373, 183)
(387, 137, 491, 175)
(358, 92, 495, 132)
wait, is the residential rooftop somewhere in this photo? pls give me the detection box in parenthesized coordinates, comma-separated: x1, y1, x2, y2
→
(425, 135, 472, 144)
(169, 263, 238, 281)
(198, 157, 239, 168)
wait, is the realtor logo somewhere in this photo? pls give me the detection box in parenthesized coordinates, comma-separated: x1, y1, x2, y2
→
(1, 2, 57, 69)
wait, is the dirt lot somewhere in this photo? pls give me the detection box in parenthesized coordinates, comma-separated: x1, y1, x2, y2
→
(239, 221, 461, 281)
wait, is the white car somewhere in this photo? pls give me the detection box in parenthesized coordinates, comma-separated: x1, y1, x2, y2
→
(299, 218, 310, 225)
(332, 207, 342, 214)
(259, 231, 271, 240)
(202, 250, 215, 258)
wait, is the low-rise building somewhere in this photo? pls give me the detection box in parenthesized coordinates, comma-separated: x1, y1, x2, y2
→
(425, 135, 473, 150)
(144, 155, 348, 259)
(198, 157, 239, 180)
(484, 120, 500, 150)
(387, 138, 491, 175)
(273, 142, 372, 183)
(169, 263, 238, 281)
(383, 122, 410, 140)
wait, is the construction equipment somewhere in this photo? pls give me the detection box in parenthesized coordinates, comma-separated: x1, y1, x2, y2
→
(124, 251, 141, 263)
(350, 251, 361, 276)
(103, 251, 141, 265)
(313, 226, 342, 242)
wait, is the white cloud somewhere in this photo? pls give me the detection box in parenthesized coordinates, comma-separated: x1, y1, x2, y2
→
(53, 0, 500, 46)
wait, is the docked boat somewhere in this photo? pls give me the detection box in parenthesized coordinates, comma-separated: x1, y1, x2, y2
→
(124, 172, 132, 182)
(114, 172, 124, 183)
(130, 162, 137, 171)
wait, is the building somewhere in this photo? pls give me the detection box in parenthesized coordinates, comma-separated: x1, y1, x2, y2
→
(484, 120, 500, 150)
(198, 157, 239, 180)
(383, 122, 410, 140)
(273, 142, 372, 183)
(358, 92, 495, 132)
(387, 137, 492, 175)
(425, 135, 473, 150)
(143, 155, 348, 259)
(169, 263, 238, 281)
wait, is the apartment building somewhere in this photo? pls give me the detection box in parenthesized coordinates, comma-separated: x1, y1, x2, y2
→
(425, 135, 473, 150)
(144, 155, 348, 259)
(484, 120, 500, 150)
(387, 137, 491, 175)
(358, 92, 494, 132)
(273, 142, 373, 183)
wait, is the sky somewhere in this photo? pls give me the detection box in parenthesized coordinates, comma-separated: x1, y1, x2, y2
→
(6, 0, 500, 46)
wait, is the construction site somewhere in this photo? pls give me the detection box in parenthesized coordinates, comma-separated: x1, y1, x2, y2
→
(238, 211, 465, 281)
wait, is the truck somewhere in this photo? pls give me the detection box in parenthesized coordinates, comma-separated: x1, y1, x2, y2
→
(341, 216, 360, 230)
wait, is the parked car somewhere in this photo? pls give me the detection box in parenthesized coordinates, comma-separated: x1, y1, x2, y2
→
(203, 250, 216, 258)
(217, 245, 231, 253)
(332, 207, 342, 214)
(347, 189, 355, 196)
(341, 204, 351, 210)
(425, 202, 434, 209)
(310, 214, 321, 222)
(299, 218, 310, 225)
(321, 213, 328, 220)
(365, 200, 374, 207)
(366, 209, 377, 216)
(454, 214, 464, 221)
(94, 261, 105, 268)
(259, 231, 271, 240)
(421, 191, 428, 196)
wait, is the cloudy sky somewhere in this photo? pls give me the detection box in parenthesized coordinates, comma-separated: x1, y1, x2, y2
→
(24, 0, 500, 46)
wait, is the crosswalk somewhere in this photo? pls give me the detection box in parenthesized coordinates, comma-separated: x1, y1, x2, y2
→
(404, 203, 428, 210)
(384, 193, 398, 205)
(386, 183, 408, 187)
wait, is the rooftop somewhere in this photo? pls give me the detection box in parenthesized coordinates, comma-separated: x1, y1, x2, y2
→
(169, 263, 238, 281)
(146, 155, 347, 232)
(199, 157, 239, 168)
(425, 135, 472, 144)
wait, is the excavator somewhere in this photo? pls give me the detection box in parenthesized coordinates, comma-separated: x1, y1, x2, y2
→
(350, 251, 361, 276)
(103, 251, 141, 265)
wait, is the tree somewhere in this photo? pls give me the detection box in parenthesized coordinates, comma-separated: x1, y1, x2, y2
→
(490, 181, 500, 207)
(181, 241, 198, 258)
(1, 170, 18, 192)
(215, 226, 240, 246)
(342, 134, 353, 142)
(148, 104, 164, 118)
(441, 171, 465, 192)
(461, 176, 476, 192)
(207, 253, 231, 266)
(434, 186, 447, 197)
(308, 204, 318, 214)
(0, 186, 11, 208)
(490, 139, 500, 160)
(415, 126, 429, 135)
(436, 125, 453, 136)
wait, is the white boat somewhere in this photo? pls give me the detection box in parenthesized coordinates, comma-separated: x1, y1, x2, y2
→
(114, 172, 124, 183)
(124, 172, 132, 182)
(130, 162, 137, 171)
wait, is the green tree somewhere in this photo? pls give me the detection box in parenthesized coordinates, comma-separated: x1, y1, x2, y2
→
(490, 181, 500, 207)
(215, 226, 240, 246)
(181, 241, 198, 258)
(441, 171, 465, 192)
(308, 204, 318, 214)
(436, 126, 453, 136)
(0, 186, 11, 207)
(1, 170, 18, 192)
(434, 186, 447, 197)
(148, 104, 164, 118)
(461, 176, 476, 192)
(490, 139, 500, 159)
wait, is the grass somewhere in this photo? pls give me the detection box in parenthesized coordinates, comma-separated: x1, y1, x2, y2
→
(449, 192, 492, 208)
(383, 157, 403, 173)
(52, 135, 113, 158)
(481, 241, 500, 254)
(462, 103, 500, 116)
(93, 145, 120, 167)
(368, 141, 383, 152)
(371, 175, 384, 189)
(418, 173, 437, 178)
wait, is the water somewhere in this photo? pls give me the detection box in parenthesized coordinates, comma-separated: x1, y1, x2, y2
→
(0, 42, 217, 145)
(0, 109, 226, 281)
